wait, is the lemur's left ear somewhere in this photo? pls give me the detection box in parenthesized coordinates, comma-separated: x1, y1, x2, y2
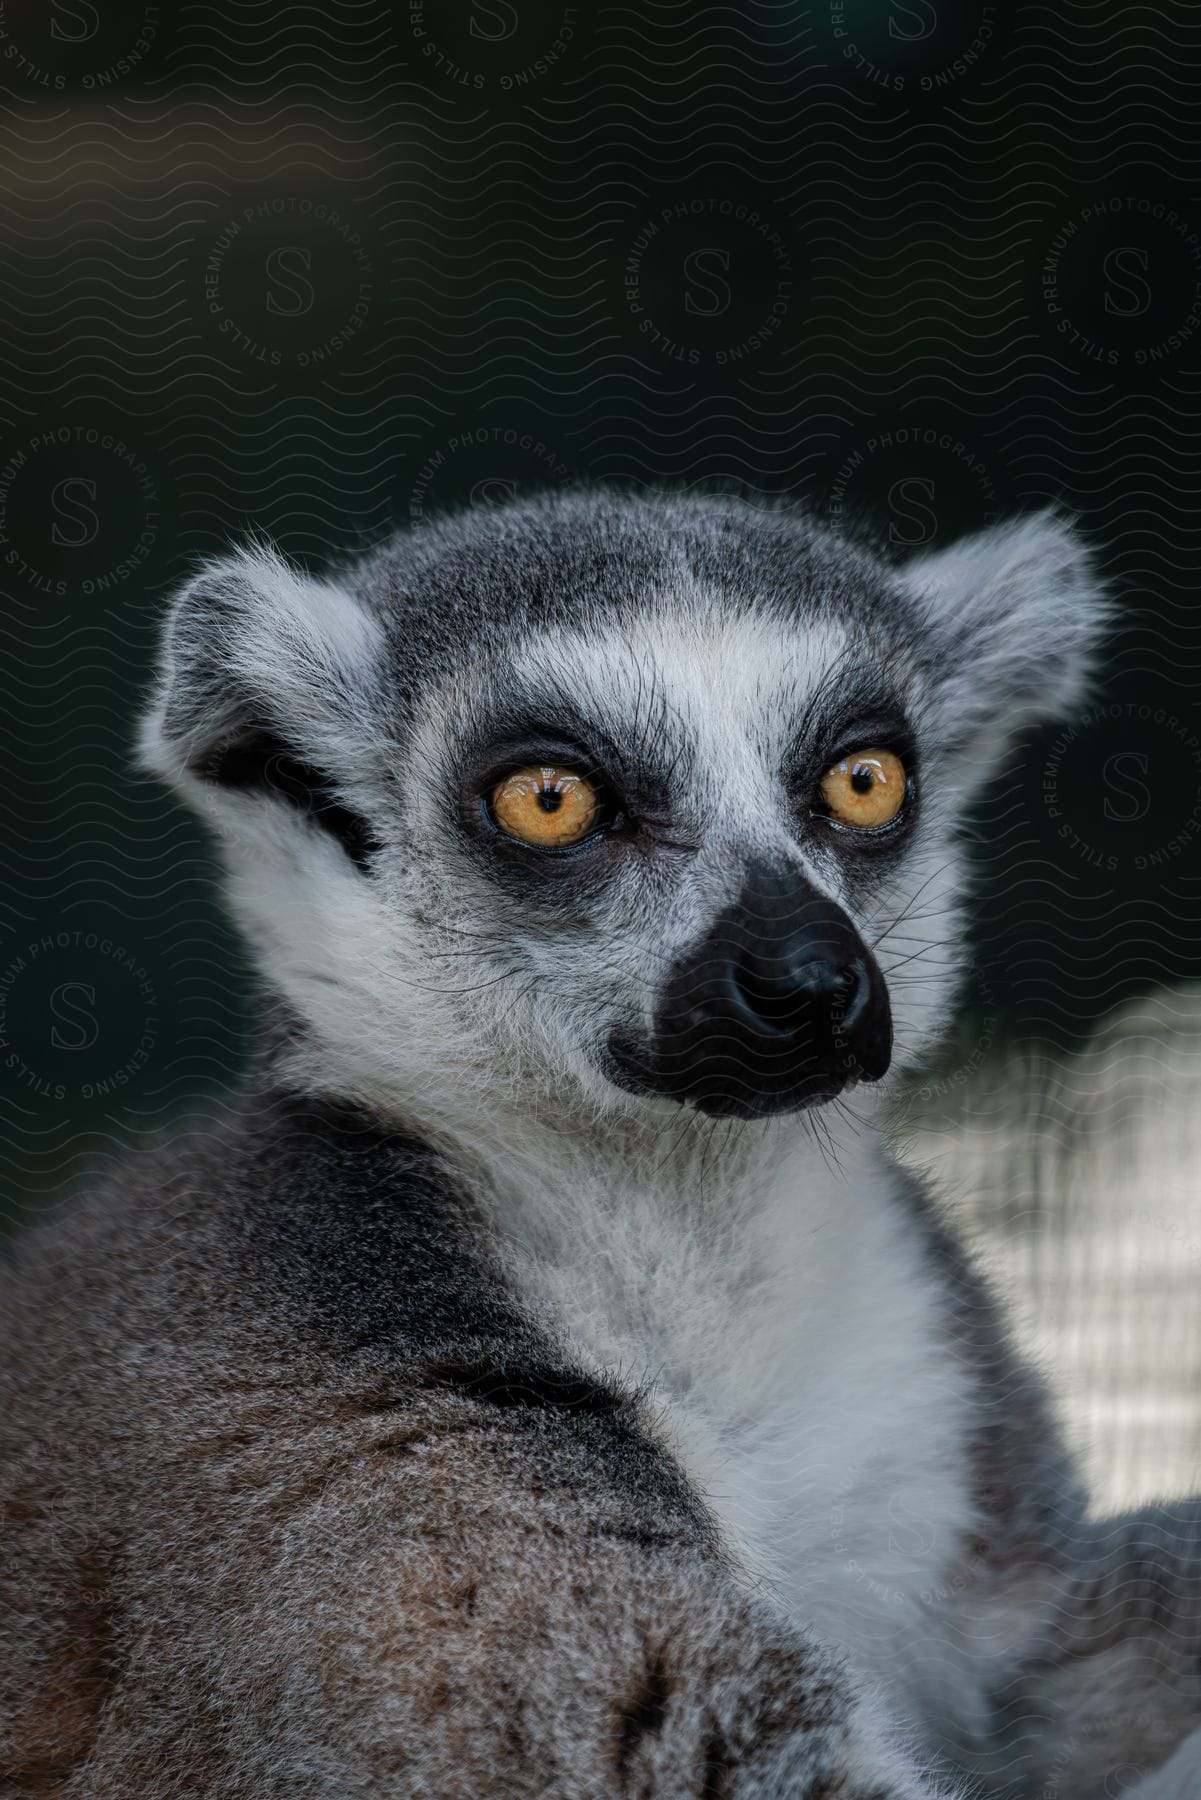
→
(140, 544, 385, 869)
(904, 511, 1110, 758)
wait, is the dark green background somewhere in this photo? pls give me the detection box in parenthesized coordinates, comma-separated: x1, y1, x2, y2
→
(2, 1, 1199, 1214)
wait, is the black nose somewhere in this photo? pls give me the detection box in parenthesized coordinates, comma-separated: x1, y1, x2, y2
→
(612, 864, 892, 1119)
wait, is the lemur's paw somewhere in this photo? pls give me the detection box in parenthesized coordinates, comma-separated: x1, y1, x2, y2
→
(437, 1554, 960, 1797)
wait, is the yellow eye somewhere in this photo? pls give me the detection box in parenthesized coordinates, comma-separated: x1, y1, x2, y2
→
(490, 764, 600, 848)
(819, 747, 907, 829)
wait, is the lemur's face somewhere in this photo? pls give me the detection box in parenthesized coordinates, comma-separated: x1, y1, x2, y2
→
(144, 493, 1104, 1135)
(419, 606, 907, 1122)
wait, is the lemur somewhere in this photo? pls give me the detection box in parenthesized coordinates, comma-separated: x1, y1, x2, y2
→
(2, 491, 1200, 1799)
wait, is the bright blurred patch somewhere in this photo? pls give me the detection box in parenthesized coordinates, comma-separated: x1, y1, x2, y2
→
(896, 985, 1201, 1512)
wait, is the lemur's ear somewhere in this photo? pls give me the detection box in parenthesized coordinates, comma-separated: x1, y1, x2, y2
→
(904, 511, 1110, 773)
(140, 545, 385, 870)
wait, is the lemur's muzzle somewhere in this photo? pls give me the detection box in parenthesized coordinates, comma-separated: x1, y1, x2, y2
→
(609, 862, 892, 1119)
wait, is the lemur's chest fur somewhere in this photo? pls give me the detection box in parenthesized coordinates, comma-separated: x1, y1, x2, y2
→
(468, 1123, 982, 1710)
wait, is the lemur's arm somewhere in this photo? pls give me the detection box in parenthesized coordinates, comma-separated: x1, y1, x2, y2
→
(900, 1170, 1201, 1797)
(1025, 1500, 1201, 1800)
(956, 1500, 1201, 1799)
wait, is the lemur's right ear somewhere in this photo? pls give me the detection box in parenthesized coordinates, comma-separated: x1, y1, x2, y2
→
(140, 545, 386, 870)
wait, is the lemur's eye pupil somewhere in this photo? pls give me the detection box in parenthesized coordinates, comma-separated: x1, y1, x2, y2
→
(818, 747, 907, 830)
(491, 764, 600, 848)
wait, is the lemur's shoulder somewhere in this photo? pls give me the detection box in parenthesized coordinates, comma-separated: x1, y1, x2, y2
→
(1, 1085, 711, 1536)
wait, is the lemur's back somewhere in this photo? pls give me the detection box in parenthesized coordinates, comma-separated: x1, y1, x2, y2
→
(0, 1088, 926, 1797)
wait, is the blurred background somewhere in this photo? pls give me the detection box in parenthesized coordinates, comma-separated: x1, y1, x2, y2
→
(1, 1, 1199, 1512)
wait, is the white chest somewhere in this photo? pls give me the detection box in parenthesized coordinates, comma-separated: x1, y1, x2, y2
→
(491, 1133, 982, 1705)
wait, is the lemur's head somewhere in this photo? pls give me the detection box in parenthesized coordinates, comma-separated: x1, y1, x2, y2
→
(143, 491, 1105, 1138)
